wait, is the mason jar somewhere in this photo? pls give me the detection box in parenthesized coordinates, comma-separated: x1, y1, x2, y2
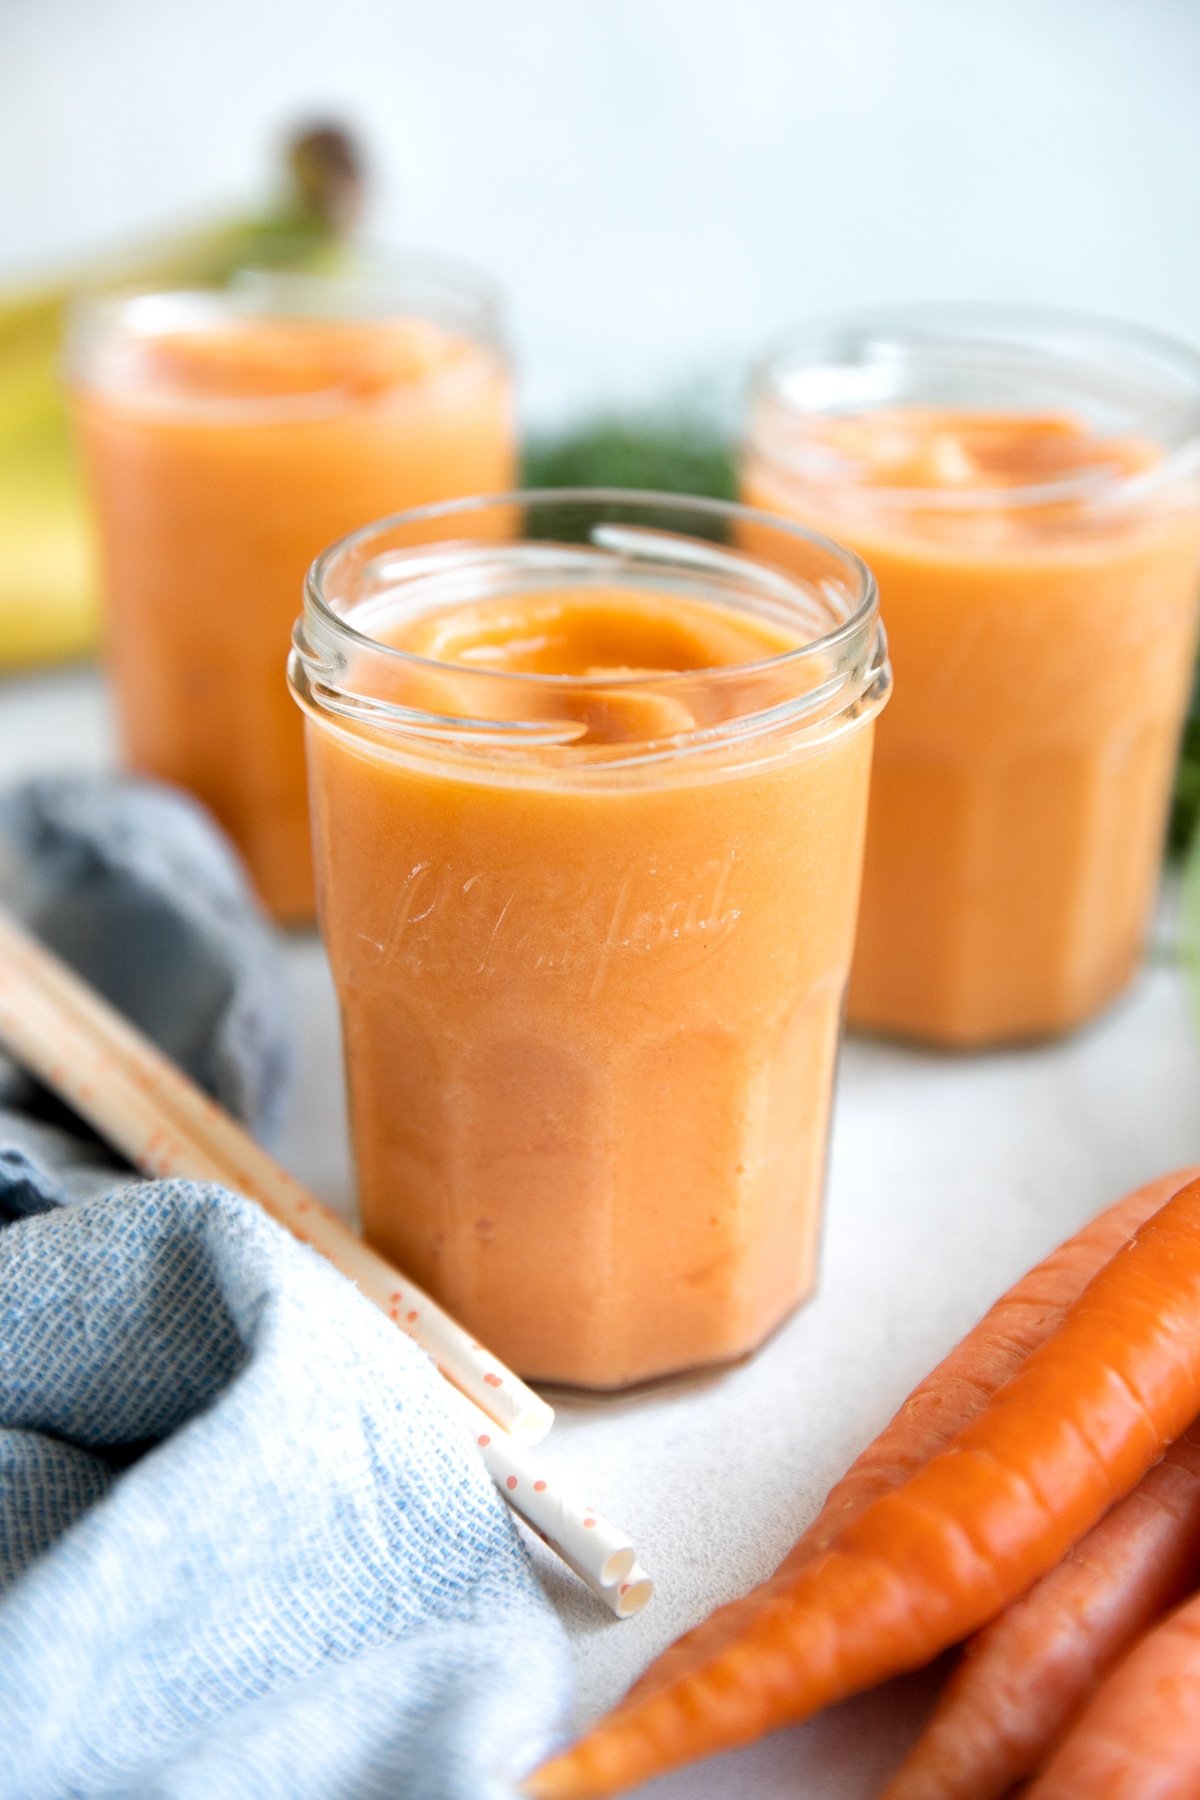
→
(290, 490, 889, 1387)
(744, 306, 1200, 1046)
(70, 260, 515, 923)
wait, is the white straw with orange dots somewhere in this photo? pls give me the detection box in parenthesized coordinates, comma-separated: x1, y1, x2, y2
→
(447, 1391, 653, 1618)
(0, 907, 658, 1616)
(0, 905, 552, 1447)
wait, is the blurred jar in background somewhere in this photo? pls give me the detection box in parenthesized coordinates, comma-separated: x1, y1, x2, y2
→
(70, 263, 516, 923)
(743, 306, 1200, 1047)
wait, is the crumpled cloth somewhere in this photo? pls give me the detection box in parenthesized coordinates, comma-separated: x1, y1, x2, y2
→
(0, 776, 571, 1798)
(0, 775, 291, 1147)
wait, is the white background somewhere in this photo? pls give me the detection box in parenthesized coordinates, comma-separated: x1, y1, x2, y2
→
(3, 0, 1200, 420)
(5, 6, 1200, 1793)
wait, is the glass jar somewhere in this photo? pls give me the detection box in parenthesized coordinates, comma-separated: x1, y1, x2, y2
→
(290, 490, 889, 1387)
(70, 260, 516, 923)
(743, 306, 1200, 1046)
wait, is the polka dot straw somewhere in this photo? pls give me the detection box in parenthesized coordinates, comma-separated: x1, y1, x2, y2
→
(453, 1390, 653, 1619)
(0, 906, 553, 1446)
(0, 906, 654, 1614)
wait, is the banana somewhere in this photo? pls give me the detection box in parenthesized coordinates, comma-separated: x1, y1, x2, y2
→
(0, 124, 364, 670)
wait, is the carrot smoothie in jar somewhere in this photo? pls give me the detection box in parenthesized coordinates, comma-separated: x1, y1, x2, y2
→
(290, 492, 889, 1387)
(70, 267, 515, 922)
(743, 308, 1200, 1047)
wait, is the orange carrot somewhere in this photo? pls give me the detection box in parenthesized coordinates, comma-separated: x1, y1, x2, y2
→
(625, 1166, 1197, 1714)
(528, 1176, 1200, 1800)
(884, 1423, 1200, 1800)
(798, 1167, 1198, 1562)
(1026, 1588, 1200, 1799)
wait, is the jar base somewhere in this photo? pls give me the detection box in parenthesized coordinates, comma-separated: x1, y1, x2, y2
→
(508, 1277, 820, 1397)
(846, 960, 1144, 1052)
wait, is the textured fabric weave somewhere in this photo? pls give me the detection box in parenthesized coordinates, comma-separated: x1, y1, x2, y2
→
(0, 773, 291, 1141)
(0, 776, 571, 1797)
(0, 1180, 571, 1798)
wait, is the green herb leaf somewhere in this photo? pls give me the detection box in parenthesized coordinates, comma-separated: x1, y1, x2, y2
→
(1183, 810, 1200, 1031)
(1170, 670, 1200, 860)
(523, 405, 736, 502)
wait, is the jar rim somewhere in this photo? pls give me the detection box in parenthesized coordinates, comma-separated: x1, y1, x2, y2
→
(303, 485, 880, 691)
(65, 250, 506, 424)
(746, 302, 1200, 512)
(292, 488, 889, 772)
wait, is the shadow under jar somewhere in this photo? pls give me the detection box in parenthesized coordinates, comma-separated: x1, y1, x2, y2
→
(743, 306, 1200, 1048)
(290, 490, 890, 1388)
(70, 262, 516, 924)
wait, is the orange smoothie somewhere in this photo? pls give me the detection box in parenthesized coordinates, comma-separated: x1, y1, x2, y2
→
(744, 311, 1200, 1046)
(71, 277, 516, 921)
(291, 494, 889, 1387)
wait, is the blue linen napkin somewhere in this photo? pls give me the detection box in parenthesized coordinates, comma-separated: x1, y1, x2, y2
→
(0, 774, 291, 1144)
(0, 776, 572, 1799)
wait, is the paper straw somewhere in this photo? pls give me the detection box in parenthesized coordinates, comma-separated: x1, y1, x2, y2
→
(0, 910, 655, 1614)
(611, 1563, 655, 1620)
(0, 905, 552, 1450)
(448, 1391, 653, 1619)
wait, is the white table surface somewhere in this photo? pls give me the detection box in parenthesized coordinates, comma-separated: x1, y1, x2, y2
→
(5, 663, 1200, 1798)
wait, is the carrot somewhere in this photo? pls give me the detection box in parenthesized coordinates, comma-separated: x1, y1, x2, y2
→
(1025, 1588, 1200, 1799)
(789, 1166, 1196, 1560)
(528, 1176, 1200, 1800)
(624, 1166, 1197, 1715)
(884, 1422, 1200, 1800)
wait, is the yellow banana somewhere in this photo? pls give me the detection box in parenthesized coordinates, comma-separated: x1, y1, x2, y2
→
(0, 124, 363, 670)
